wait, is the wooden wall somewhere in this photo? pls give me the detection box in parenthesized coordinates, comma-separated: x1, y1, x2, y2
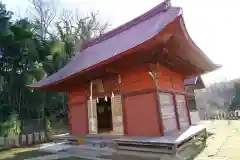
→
(156, 65, 184, 91)
(68, 88, 88, 135)
(66, 64, 187, 136)
(124, 92, 160, 136)
(120, 65, 186, 136)
(120, 68, 154, 93)
(119, 64, 185, 93)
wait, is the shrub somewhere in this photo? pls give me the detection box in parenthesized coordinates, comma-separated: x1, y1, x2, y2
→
(0, 114, 21, 137)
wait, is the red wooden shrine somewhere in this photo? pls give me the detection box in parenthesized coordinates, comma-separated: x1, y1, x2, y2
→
(28, 1, 219, 137)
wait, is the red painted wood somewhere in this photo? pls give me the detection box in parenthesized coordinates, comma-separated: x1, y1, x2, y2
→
(124, 93, 161, 136)
(68, 89, 88, 135)
(120, 69, 154, 93)
(68, 103, 73, 135)
(154, 91, 164, 136)
(66, 62, 189, 136)
(70, 103, 88, 135)
(156, 65, 184, 91)
(121, 95, 127, 135)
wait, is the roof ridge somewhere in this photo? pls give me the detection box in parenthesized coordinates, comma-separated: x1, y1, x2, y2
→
(82, 0, 172, 49)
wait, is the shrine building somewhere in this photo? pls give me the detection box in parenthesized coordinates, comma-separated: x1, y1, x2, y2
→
(28, 1, 219, 137)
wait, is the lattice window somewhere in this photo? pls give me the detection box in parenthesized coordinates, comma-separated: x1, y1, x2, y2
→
(175, 94, 189, 129)
(159, 92, 178, 133)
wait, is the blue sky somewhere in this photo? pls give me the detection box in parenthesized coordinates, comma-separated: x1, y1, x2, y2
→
(2, 0, 240, 84)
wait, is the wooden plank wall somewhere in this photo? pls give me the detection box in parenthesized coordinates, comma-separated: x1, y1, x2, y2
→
(68, 89, 88, 135)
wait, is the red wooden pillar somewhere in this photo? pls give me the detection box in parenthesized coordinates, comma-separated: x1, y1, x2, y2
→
(172, 93, 180, 130)
(148, 64, 164, 136)
(122, 95, 128, 135)
(68, 94, 73, 135)
(85, 94, 90, 134)
(68, 111, 73, 134)
(155, 90, 164, 136)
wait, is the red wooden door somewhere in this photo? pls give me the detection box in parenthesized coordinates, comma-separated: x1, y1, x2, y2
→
(69, 103, 88, 135)
(68, 91, 88, 135)
(124, 93, 160, 136)
(159, 93, 178, 133)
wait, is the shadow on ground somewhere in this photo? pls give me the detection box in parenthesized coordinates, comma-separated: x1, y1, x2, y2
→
(0, 147, 86, 160)
(0, 130, 216, 160)
(0, 147, 51, 160)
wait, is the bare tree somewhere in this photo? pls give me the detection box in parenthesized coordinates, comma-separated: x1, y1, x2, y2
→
(27, 0, 57, 38)
(195, 79, 236, 119)
(60, 9, 108, 37)
(206, 81, 235, 110)
(56, 9, 108, 53)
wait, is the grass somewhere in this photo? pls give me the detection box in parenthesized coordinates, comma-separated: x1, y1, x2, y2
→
(0, 147, 84, 160)
(0, 147, 52, 160)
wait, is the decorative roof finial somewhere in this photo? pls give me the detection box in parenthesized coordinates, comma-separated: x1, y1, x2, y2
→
(164, 0, 171, 6)
(162, 0, 172, 11)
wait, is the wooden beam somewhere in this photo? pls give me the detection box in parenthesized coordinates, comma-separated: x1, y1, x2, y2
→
(172, 93, 180, 130)
(151, 47, 202, 75)
(105, 67, 120, 74)
(163, 34, 204, 74)
(148, 64, 164, 136)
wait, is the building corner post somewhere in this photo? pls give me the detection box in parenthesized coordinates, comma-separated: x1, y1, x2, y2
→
(148, 64, 164, 136)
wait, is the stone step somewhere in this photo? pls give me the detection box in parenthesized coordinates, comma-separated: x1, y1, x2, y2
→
(52, 134, 121, 149)
(67, 139, 116, 149)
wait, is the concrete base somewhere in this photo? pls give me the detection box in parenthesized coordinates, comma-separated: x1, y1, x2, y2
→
(114, 125, 207, 157)
(44, 125, 206, 159)
(39, 142, 72, 153)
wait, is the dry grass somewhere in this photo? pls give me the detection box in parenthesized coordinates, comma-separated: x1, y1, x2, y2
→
(194, 120, 240, 160)
(0, 147, 84, 160)
(0, 147, 52, 160)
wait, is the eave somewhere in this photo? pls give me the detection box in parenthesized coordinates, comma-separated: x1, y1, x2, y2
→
(27, 4, 219, 92)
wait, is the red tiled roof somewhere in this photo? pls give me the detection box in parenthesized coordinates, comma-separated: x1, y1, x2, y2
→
(28, 1, 181, 88)
(83, 0, 171, 49)
(28, 1, 218, 89)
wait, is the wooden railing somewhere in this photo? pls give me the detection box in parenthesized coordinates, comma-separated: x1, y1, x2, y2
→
(202, 110, 240, 120)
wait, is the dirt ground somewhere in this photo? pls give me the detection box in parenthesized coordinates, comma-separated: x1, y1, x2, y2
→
(1, 120, 240, 160)
(195, 120, 240, 160)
